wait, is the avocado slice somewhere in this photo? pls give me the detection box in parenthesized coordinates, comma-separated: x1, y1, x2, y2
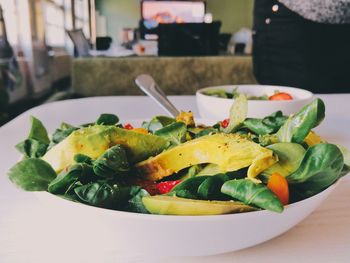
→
(261, 142, 306, 180)
(142, 195, 255, 215)
(42, 125, 168, 172)
(136, 133, 277, 181)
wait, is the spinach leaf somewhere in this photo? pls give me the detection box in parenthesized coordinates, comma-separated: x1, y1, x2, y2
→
(16, 139, 48, 158)
(261, 143, 306, 181)
(203, 89, 228, 98)
(221, 179, 284, 213)
(74, 182, 137, 209)
(180, 164, 203, 180)
(171, 176, 210, 199)
(336, 144, 350, 177)
(48, 163, 94, 195)
(171, 174, 231, 200)
(125, 187, 150, 213)
(197, 174, 230, 200)
(51, 125, 78, 145)
(187, 127, 218, 139)
(74, 153, 93, 164)
(154, 122, 187, 147)
(277, 98, 325, 143)
(243, 119, 275, 135)
(75, 182, 122, 209)
(263, 111, 288, 128)
(286, 143, 344, 198)
(243, 111, 287, 135)
(16, 116, 50, 158)
(142, 116, 175, 133)
(96, 113, 119, 125)
(8, 158, 56, 191)
(28, 116, 50, 144)
(195, 128, 217, 138)
(93, 145, 130, 179)
(222, 94, 247, 133)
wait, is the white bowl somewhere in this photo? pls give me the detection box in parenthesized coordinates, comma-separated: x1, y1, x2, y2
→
(196, 85, 314, 119)
(34, 181, 339, 258)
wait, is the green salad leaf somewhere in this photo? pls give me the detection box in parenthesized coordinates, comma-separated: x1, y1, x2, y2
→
(93, 145, 130, 179)
(125, 187, 150, 213)
(51, 123, 78, 145)
(154, 121, 187, 147)
(74, 182, 146, 210)
(171, 176, 209, 199)
(261, 143, 306, 180)
(286, 143, 344, 198)
(336, 144, 350, 177)
(16, 116, 50, 158)
(203, 89, 229, 98)
(96, 113, 119, 125)
(142, 116, 176, 133)
(221, 179, 284, 213)
(15, 139, 48, 158)
(48, 163, 94, 195)
(8, 158, 56, 191)
(27, 116, 50, 144)
(222, 94, 248, 133)
(171, 173, 233, 200)
(277, 98, 325, 143)
(197, 174, 230, 200)
(243, 111, 287, 135)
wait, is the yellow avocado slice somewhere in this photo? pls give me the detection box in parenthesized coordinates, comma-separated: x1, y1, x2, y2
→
(142, 195, 256, 215)
(136, 133, 277, 181)
(42, 125, 168, 173)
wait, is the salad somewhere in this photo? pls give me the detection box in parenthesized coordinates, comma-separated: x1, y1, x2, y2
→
(203, 87, 293, 101)
(8, 97, 349, 215)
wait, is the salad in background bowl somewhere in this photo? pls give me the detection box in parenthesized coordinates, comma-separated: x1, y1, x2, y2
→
(196, 85, 313, 119)
(6, 97, 349, 256)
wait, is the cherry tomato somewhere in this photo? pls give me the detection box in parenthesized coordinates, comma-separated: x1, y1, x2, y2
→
(220, 118, 230, 128)
(124, 123, 134, 130)
(156, 180, 181, 194)
(267, 172, 289, 205)
(269, 92, 293, 101)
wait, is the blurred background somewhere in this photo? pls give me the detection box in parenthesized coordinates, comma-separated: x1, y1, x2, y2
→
(0, 0, 256, 125)
(2, 0, 348, 126)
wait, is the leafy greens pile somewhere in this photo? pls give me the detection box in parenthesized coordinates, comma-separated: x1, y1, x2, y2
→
(7, 99, 350, 215)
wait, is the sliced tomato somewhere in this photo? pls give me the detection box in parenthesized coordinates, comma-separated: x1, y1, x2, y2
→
(220, 118, 230, 128)
(267, 172, 289, 205)
(269, 92, 293, 101)
(124, 123, 134, 130)
(156, 180, 181, 194)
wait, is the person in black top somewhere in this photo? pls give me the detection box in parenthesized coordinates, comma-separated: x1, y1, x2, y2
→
(252, 0, 350, 93)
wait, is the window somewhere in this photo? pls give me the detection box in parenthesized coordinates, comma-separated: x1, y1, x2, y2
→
(74, 0, 90, 38)
(42, 0, 91, 50)
(43, 1, 65, 47)
(0, 0, 19, 46)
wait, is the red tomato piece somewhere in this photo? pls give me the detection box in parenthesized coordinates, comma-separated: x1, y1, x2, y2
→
(267, 172, 289, 205)
(156, 180, 181, 194)
(124, 123, 134, 130)
(269, 92, 293, 101)
(220, 118, 230, 128)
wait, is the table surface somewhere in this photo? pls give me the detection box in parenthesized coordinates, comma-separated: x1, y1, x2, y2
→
(1, 94, 349, 263)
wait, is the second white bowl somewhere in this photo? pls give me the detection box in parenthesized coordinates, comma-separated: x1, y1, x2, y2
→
(196, 85, 314, 119)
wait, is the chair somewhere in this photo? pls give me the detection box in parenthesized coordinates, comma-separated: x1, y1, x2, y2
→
(157, 21, 222, 56)
(67, 29, 91, 57)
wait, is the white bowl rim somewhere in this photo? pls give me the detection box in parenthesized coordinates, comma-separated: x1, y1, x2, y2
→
(196, 84, 314, 102)
(34, 178, 340, 222)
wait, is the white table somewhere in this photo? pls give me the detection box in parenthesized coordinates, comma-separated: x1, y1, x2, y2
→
(1, 95, 349, 263)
